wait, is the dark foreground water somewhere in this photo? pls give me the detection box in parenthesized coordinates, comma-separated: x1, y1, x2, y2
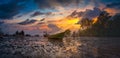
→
(0, 37, 120, 58)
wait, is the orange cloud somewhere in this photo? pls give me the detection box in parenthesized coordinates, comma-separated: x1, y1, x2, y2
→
(104, 8, 120, 15)
(39, 24, 51, 31)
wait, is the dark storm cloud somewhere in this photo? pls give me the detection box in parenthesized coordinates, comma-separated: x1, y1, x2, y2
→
(0, 0, 120, 20)
(31, 11, 44, 17)
(34, 0, 120, 10)
(68, 7, 101, 19)
(107, 2, 120, 9)
(0, 0, 27, 19)
(34, 0, 82, 9)
(56, 0, 80, 5)
(18, 19, 37, 25)
(34, 0, 52, 9)
(30, 11, 52, 17)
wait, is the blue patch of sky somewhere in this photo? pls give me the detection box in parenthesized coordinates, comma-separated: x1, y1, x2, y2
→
(0, 0, 11, 4)
(100, 0, 120, 4)
(19, 0, 38, 14)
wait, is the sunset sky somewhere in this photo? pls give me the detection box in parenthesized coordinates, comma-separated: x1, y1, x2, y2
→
(0, 0, 120, 35)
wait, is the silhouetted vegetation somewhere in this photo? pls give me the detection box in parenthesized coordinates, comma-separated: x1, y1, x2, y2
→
(78, 11, 120, 37)
(80, 18, 92, 29)
(0, 28, 4, 38)
(14, 30, 25, 37)
(25, 34, 31, 37)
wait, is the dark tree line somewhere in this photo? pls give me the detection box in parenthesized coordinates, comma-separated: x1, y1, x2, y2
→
(78, 11, 120, 37)
(0, 28, 4, 38)
(14, 30, 25, 36)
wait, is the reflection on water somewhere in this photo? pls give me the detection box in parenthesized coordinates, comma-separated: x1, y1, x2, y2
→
(49, 37, 82, 58)
(0, 37, 120, 58)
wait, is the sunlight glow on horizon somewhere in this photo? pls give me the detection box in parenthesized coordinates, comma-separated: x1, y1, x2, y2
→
(55, 17, 81, 31)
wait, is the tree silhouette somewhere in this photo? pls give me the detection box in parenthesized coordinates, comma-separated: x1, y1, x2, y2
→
(20, 30, 25, 36)
(94, 11, 111, 28)
(80, 18, 92, 29)
(78, 11, 116, 36)
(15, 31, 19, 35)
(108, 13, 120, 36)
(0, 28, 3, 38)
(15, 30, 25, 36)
